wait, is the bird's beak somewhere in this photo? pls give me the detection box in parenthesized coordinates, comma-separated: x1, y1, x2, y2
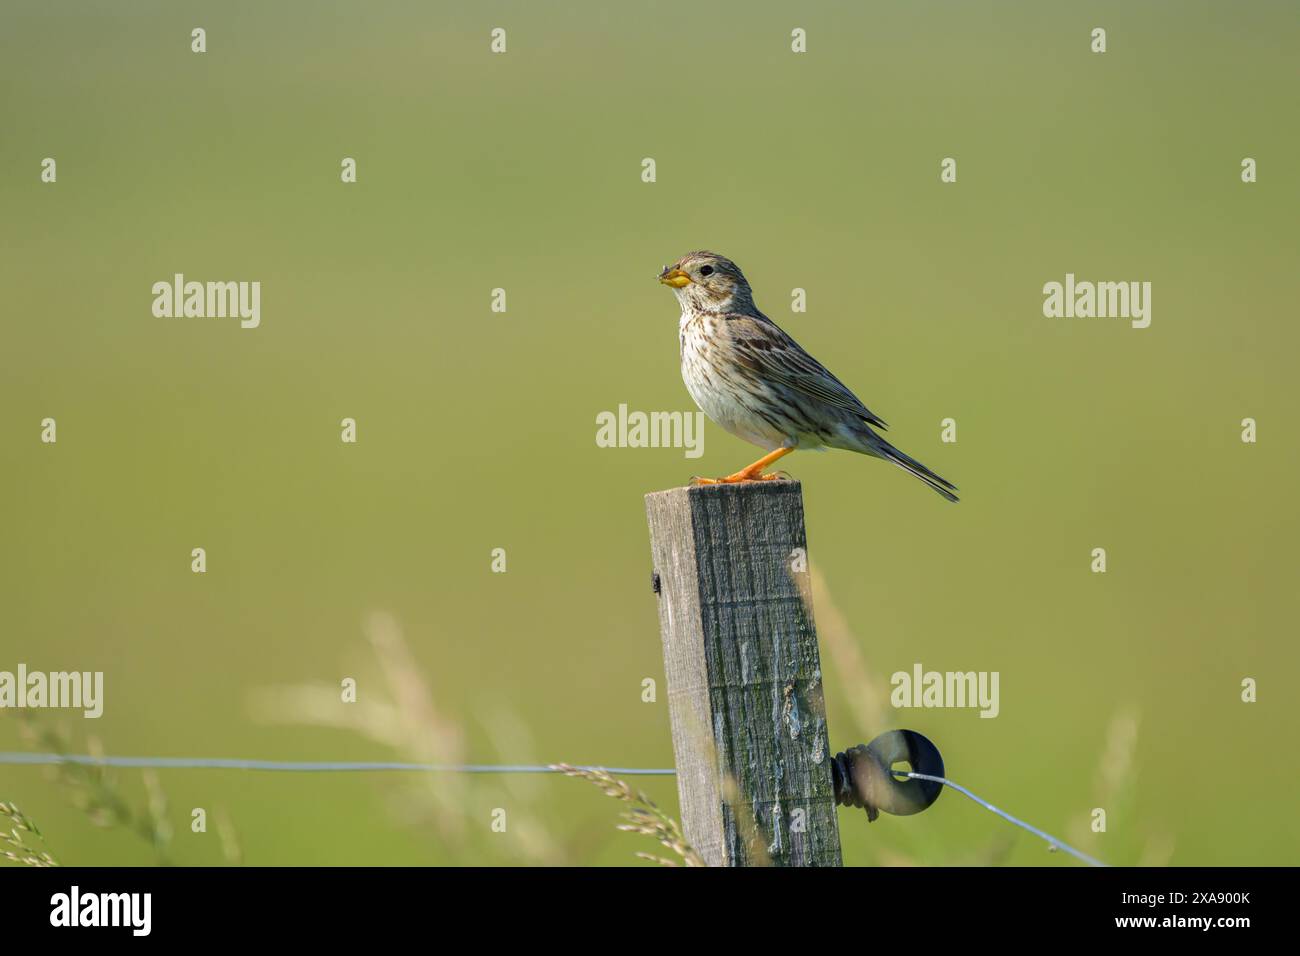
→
(659, 268, 691, 288)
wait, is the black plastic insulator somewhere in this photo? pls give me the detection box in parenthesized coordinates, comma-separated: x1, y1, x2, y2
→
(831, 730, 945, 822)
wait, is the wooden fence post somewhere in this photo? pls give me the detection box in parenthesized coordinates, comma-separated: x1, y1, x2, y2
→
(645, 480, 841, 866)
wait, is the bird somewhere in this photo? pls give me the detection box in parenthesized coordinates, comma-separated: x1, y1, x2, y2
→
(658, 250, 958, 502)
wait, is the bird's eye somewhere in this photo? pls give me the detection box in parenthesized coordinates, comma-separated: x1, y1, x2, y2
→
(699, 265, 714, 277)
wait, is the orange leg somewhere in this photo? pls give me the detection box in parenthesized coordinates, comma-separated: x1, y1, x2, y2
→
(692, 447, 794, 485)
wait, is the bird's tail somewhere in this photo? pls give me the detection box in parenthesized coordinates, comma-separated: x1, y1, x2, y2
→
(871, 437, 959, 503)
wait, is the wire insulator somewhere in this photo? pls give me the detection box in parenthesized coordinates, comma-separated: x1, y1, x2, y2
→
(831, 730, 945, 822)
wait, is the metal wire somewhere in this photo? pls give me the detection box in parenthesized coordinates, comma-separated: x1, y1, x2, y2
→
(901, 770, 1107, 867)
(0, 752, 1107, 865)
(0, 753, 675, 775)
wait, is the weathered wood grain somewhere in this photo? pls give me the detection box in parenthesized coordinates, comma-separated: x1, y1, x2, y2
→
(645, 480, 841, 866)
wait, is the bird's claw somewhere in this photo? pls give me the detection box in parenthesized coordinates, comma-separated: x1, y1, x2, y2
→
(689, 470, 791, 486)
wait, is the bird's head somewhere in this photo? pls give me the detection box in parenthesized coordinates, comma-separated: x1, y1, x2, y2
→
(658, 251, 754, 314)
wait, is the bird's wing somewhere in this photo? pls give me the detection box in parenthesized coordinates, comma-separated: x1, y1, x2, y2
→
(725, 313, 889, 430)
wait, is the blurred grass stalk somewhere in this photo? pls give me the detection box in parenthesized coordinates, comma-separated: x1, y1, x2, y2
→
(250, 611, 562, 864)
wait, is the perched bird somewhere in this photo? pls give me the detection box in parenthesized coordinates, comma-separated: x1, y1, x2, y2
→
(658, 251, 958, 502)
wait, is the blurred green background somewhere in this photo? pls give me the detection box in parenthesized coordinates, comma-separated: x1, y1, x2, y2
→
(2, 1, 1297, 866)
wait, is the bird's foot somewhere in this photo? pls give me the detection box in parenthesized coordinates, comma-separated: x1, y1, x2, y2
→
(689, 448, 796, 485)
(690, 473, 770, 485)
(690, 467, 789, 485)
